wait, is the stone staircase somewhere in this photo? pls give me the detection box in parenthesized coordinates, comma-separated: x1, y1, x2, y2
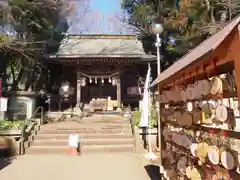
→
(25, 115, 135, 155)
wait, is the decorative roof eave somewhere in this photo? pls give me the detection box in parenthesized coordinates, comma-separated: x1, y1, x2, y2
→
(66, 34, 137, 39)
(55, 58, 138, 64)
(48, 54, 156, 59)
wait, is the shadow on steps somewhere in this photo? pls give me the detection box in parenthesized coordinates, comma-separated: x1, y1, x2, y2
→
(0, 136, 18, 171)
(0, 156, 15, 171)
(144, 165, 161, 180)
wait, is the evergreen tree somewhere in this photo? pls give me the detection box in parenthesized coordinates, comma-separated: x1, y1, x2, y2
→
(0, 0, 72, 91)
(121, 0, 239, 70)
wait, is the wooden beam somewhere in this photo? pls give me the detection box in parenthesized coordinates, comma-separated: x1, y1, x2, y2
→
(117, 77, 121, 108)
(233, 25, 240, 103)
(76, 72, 81, 107)
(164, 61, 233, 88)
(158, 30, 237, 88)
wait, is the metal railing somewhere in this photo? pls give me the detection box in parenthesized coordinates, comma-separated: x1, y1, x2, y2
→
(0, 106, 44, 156)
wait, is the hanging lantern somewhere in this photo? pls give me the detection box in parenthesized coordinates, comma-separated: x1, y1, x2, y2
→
(89, 77, 92, 83)
(112, 77, 117, 86)
(61, 82, 70, 93)
(80, 77, 86, 87)
(59, 81, 71, 100)
(101, 78, 104, 84)
(95, 77, 97, 84)
(81, 81, 86, 87)
(62, 85, 69, 92)
(108, 77, 112, 83)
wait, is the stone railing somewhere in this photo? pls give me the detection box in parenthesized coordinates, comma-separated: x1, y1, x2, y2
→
(0, 106, 43, 156)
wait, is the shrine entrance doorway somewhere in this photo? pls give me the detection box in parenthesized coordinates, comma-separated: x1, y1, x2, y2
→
(81, 79, 117, 103)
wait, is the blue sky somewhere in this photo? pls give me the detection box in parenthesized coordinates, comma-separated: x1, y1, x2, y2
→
(90, 0, 120, 15)
(68, 0, 134, 34)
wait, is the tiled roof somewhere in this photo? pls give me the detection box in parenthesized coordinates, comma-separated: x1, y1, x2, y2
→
(151, 15, 240, 87)
(51, 35, 148, 58)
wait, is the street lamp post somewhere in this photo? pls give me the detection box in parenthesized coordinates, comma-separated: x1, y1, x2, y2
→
(156, 34, 161, 75)
(152, 23, 163, 75)
(152, 23, 164, 174)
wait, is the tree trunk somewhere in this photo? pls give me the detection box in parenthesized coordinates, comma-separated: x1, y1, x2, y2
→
(0, 53, 7, 77)
(11, 67, 24, 90)
(204, 0, 216, 24)
(10, 56, 37, 91)
(228, 0, 232, 20)
(10, 65, 16, 83)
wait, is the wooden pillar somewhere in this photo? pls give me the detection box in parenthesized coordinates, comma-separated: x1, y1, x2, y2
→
(117, 77, 121, 108)
(76, 72, 81, 108)
(226, 25, 240, 133)
(233, 25, 240, 103)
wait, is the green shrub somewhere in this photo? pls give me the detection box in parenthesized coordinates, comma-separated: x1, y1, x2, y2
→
(133, 111, 141, 126)
(150, 105, 158, 128)
(133, 109, 158, 128)
(0, 120, 25, 130)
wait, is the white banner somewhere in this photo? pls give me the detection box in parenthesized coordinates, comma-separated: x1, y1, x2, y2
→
(139, 64, 151, 127)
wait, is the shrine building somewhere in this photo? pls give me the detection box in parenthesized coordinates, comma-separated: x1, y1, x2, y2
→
(46, 34, 155, 111)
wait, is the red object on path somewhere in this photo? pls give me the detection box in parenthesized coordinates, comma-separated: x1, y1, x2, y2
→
(67, 134, 80, 156)
(68, 147, 79, 155)
(223, 131, 228, 137)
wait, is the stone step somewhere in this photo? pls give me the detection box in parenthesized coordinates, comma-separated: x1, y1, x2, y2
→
(41, 121, 130, 125)
(39, 127, 131, 132)
(60, 124, 131, 128)
(39, 129, 131, 134)
(25, 144, 134, 154)
(41, 124, 131, 129)
(31, 139, 134, 146)
(40, 124, 130, 128)
(34, 133, 133, 140)
(40, 126, 130, 131)
(88, 121, 130, 125)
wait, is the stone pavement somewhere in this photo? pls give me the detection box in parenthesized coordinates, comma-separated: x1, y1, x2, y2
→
(0, 153, 158, 180)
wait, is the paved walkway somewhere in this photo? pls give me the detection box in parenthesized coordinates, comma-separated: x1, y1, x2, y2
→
(0, 153, 158, 180)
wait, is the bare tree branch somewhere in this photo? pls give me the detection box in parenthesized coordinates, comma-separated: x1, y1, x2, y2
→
(115, 15, 147, 35)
